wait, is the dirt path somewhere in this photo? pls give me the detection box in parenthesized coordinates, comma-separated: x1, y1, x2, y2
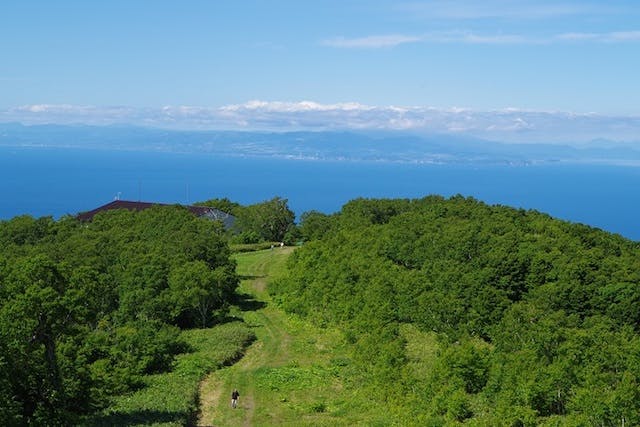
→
(197, 248, 294, 427)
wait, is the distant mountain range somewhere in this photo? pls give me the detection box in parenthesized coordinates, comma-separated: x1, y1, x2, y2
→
(2, 122, 640, 166)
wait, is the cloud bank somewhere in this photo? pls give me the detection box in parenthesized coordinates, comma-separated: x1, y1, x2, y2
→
(3, 101, 640, 144)
(321, 30, 640, 48)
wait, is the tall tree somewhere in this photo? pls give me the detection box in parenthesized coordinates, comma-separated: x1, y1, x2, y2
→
(237, 197, 295, 242)
(168, 261, 237, 328)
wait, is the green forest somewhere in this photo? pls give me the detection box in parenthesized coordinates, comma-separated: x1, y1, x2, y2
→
(0, 206, 245, 425)
(273, 196, 640, 425)
(2, 195, 640, 426)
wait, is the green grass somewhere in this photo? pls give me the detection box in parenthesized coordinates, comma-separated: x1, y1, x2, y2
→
(230, 241, 282, 253)
(86, 247, 443, 426)
(233, 246, 293, 279)
(401, 323, 441, 380)
(82, 322, 255, 427)
(200, 248, 402, 426)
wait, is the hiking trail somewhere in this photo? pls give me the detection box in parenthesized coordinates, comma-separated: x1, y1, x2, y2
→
(197, 247, 295, 427)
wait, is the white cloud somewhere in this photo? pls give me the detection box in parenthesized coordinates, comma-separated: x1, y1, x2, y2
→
(323, 32, 527, 48)
(221, 100, 374, 113)
(323, 29, 640, 49)
(486, 117, 535, 132)
(3, 101, 640, 143)
(321, 34, 421, 48)
(426, 31, 526, 44)
(556, 30, 640, 42)
(16, 104, 86, 113)
(610, 31, 640, 41)
(8, 104, 138, 123)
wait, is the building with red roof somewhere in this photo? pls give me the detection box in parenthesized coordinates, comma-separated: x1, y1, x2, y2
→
(77, 200, 235, 229)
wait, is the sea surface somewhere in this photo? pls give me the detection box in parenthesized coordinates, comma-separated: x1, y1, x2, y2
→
(1, 146, 639, 241)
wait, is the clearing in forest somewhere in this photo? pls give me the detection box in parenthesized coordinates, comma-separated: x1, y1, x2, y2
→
(196, 247, 380, 426)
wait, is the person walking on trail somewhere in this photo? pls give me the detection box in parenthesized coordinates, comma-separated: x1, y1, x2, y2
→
(231, 389, 240, 409)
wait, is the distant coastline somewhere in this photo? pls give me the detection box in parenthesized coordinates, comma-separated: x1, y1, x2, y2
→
(3, 122, 640, 167)
(1, 145, 639, 241)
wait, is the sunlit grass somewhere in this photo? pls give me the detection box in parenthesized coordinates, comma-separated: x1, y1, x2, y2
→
(87, 247, 443, 426)
(206, 248, 399, 426)
(82, 322, 255, 427)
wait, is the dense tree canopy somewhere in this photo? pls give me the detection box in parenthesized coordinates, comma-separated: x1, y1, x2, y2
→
(233, 197, 296, 243)
(198, 196, 297, 244)
(4, 194, 640, 425)
(271, 196, 640, 425)
(0, 206, 238, 424)
(194, 197, 242, 216)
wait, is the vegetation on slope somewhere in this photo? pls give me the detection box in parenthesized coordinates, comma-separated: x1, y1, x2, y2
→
(199, 247, 396, 426)
(0, 206, 239, 425)
(271, 195, 640, 425)
(197, 196, 298, 245)
(3, 194, 640, 426)
(84, 322, 255, 427)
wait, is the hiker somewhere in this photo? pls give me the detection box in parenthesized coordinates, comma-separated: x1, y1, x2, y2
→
(231, 389, 240, 408)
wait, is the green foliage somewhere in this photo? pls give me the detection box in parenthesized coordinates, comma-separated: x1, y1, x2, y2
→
(254, 365, 333, 392)
(283, 223, 301, 246)
(446, 389, 473, 421)
(83, 322, 255, 426)
(310, 401, 327, 413)
(168, 261, 237, 327)
(236, 230, 262, 244)
(0, 205, 239, 424)
(271, 195, 640, 423)
(0, 215, 54, 246)
(235, 196, 295, 242)
(230, 241, 282, 252)
(299, 210, 333, 241)
(194, 197, 242, 216)
(442, 340, 491, 394)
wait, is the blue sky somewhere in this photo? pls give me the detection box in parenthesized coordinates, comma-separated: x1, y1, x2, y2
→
(2, 0, 640, 138)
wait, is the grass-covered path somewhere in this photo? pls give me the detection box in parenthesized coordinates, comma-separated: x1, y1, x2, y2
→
(196, 247, 392, 427)
(197, 247, 296, 426)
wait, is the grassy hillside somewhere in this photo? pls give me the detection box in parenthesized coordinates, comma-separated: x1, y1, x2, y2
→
(6, 196, 639, 425)
(82, 323, 255, 426)
(198, 247, 408, 426)
(0, 207, 241, 425)
(271, 196, 640, 425)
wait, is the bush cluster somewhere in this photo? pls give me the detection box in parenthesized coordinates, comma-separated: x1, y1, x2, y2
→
(271, 196, 640, 424)
(0, 206, 238, 424)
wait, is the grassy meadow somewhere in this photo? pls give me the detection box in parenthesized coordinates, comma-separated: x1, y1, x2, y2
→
(199, 247, 426, 426)
(82, 323, 255, 426)
(85, 246, 444, 426)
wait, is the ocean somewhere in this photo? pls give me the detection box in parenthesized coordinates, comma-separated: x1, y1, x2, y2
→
(1, 146, 639, 241)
